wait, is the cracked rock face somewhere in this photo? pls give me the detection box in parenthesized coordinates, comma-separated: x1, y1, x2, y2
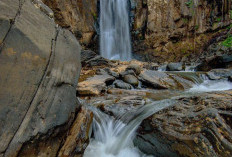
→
(0, 1, 92, 156)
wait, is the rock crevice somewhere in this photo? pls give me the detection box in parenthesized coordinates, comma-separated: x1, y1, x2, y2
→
(0, 0, 25, 53)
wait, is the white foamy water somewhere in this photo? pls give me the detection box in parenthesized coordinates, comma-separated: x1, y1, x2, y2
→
(84, 100, 176, 157)
(189, 80, 232, 92)
(83, 116, 143, 157)
(100, 0, 132, 61)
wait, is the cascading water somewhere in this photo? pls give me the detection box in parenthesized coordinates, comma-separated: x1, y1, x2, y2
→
(189, 79, 232, 92)
(83, 100, 176, 157)
(83, 71, 232, 157)
(100, 0, 132, 61)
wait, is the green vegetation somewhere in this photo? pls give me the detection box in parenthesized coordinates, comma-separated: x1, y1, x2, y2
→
(230, 10, 232, 18)
(216, 17, 221, 22)
(227, 24, 232, 29)
(182, 18, 189, 24)
(230, 10, 232, 19)
(222, 36, 232, 47)
(195, 25, 199, 30)
(91, 12, 97, 20)
(185, 0, 193, 8)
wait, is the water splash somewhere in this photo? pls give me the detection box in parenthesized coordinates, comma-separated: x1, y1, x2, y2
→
(83, 100, 176, 157)
(100, 0, 132, 61)
(189, 80, 232, 92)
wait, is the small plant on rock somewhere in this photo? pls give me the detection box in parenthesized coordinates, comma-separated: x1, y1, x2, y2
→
(222, 36, 232, 47)
(230, 10, 232, 19)
(185, 0, 193, 8)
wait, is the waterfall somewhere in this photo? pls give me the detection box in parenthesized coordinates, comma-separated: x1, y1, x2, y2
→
(100, 0, 132, 61)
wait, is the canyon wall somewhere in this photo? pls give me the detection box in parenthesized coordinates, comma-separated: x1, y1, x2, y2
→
(42, 0, 98, 48)
(42, 0, 232, 62)
(132, 0, 232, 62)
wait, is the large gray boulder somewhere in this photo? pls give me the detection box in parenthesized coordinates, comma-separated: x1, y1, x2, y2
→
(113, 80, 133, 90)
(167, 62, 183, 71)
(0, 0, 86, 156)
(123, 74, 139, 87)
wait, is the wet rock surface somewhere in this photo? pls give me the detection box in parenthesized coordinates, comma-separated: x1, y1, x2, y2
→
(79, 56, 232, 157)
(208, 69, 232, 79)
(139, 70, 175, 89)
(78, 60, 202, 95)
(167, 62, 183, 71)
(113, 80, 133, 90)
(136, 90, 232, 157)
(92, 95, 146, 118)
(123, 74, 139, 87)
(139, 70, 195, 90)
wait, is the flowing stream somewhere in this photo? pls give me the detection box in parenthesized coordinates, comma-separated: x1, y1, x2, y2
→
(100, 0, 132, 61)
(189, 79, 232, 92)
(83, 100, 176, 157)
(89, 1, 232, 155)
(83, 75, 232, 157)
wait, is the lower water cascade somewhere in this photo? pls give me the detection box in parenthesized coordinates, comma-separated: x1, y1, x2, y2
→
(189, 79, 232, 92)
(84, 100, 176, 157)
(83, 76, 232, 157)
(100, 0, 132, 61)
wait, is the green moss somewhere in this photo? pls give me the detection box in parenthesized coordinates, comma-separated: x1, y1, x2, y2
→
(185, 0, 193, 8)
(195, 25, 199, 30)
(230, 10, 232, 19)
(183, 18, 189, 24)
(91, 12, 97, 21)
(216, 17, 221, 22)
(227, 24, 232, 29)
(222, 36, 232, 47)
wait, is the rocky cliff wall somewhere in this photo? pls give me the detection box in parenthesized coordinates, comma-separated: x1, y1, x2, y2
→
(41, 0, 232, 62)
(132, 0, 232, 62)
(42, 0, 98, 48)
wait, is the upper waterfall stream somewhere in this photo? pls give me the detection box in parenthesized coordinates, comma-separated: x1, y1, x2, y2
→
(100, 0, 132, 60)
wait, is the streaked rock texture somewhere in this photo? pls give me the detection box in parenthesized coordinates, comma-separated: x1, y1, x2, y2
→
(135, 90, 232, 157)
(132, 0, 232, 63)
(139, 70, 194, 89)
(0, 1, 92, 156)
